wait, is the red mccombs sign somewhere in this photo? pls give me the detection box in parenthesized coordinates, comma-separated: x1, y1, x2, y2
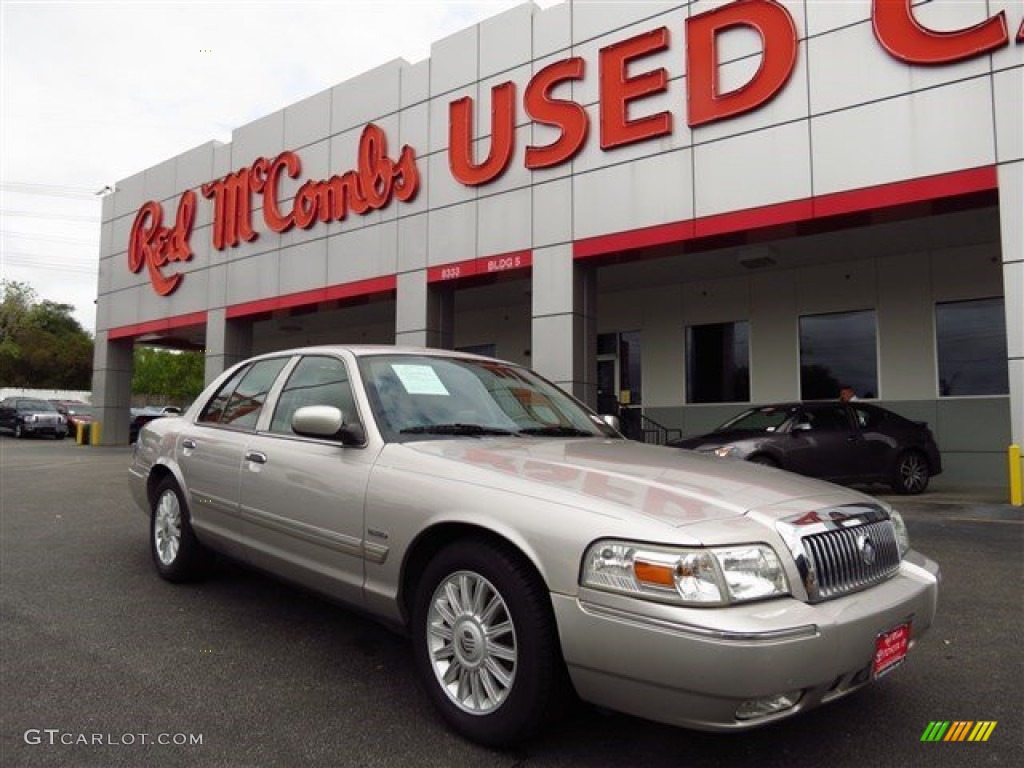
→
(129, 0, 1024, 296)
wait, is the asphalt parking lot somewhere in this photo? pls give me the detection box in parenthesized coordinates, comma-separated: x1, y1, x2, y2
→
(1, 437, 1022, 768)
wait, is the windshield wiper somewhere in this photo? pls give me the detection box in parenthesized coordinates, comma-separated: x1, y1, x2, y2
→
(400, 424, 518, 436)
(517, 426, 594, 437)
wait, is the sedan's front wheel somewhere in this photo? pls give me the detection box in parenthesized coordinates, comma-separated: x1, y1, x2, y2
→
(150, 477, 209, 582)
(412, 539, 569, 747)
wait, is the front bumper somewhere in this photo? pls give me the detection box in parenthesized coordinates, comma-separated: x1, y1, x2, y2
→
(552, 550, 940, 731)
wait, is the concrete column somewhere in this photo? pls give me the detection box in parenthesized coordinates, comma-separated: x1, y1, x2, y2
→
(531, 244, 597, 407)
(999, 161, 1023, 495)
(395, 270, 454, 349)
(91, 331, 134, 444)
(204, 308, 252, 386)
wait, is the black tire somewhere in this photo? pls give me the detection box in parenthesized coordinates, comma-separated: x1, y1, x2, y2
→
(411, 538, 569, 748)
(748, 454, 778, 468)
(14, 424, 24, 439)
(891, 451, 930, 495)
(150, 477, 210, 582)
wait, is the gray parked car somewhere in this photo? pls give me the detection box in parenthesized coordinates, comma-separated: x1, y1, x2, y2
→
(129, 346, 940, 746)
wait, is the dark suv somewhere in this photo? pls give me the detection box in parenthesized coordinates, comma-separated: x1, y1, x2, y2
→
(0, 397, 68, 439)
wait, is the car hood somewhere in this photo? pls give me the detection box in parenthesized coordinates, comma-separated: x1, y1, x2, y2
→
(386, 437, 869, 529)
(670, 429, 767, 450)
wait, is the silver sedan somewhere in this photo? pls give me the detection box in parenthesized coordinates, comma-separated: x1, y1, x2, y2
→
(129, 345, 940, 746)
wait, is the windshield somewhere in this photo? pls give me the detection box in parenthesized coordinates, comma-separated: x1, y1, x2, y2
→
(358, 354, 618, 442)
(17, 400, 56, 412)
(716, 406, 795, 433)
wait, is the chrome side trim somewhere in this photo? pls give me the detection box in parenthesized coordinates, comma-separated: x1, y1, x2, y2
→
(363, 542, 389, 564)
(237, 504, 364, 559)
(578, 601, 818, 643)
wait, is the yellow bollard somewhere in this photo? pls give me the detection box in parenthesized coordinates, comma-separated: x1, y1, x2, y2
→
(1010, 444, 1022, 507)
(90, 421, 102, 446)
(76, 422, 88, 445)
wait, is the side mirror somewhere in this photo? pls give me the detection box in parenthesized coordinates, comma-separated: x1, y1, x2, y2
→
(292, 405, 365, 446)
(601, 414, 621, 432)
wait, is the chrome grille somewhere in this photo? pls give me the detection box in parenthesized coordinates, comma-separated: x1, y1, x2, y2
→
(801, 520, 900, 601)
(775, 504, 902, 604)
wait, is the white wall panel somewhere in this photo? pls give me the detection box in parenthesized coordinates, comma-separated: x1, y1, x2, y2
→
(811, 78, 996, 196)
(330, 59, 403, 134)
(533, 177, 573, 247)
(278, 238, 327, 297)
(807, 22, 989, 116)
(401, 59, 430, 108)
(995, 67, 1024, 164)
(427, 202, 478, 265)
(206, 263, 227, 311)
(534, 0, 571, 59)
(327, 220, 398, 285)
(285, 88, 331, 150)
(143, 158, 176, 204)
(399, 101, 430, 165)
(804, 0, 867, 37)
(480, 3, 533, 79)
(112, 172, 144, 218)
(479, 187, 532, 256)
(877, 251, 936, 400)
(225, 249, 280, 306)
(231, 110, 284, 167)
(694, 120, 811, 217)
(573, 148, 693, 240)
(990, 1, 1024, 71)
(427, 145, 476, 209)
(175, 142, 216, 194)
(572, 1, 679, 46)
(397, 213, 429, 274)
(430, 23, 478, 96)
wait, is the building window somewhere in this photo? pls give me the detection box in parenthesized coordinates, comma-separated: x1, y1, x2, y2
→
(686, 321, 750, 403)
(936, 297, 1009, 396)
(799, 310, 877, 400)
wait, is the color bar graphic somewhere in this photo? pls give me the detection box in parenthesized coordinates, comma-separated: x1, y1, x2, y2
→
(920, 721, 997, 742)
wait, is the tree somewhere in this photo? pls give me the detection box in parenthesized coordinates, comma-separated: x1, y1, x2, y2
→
(0, 280, 93, 389)
(132, 346, 205, 404)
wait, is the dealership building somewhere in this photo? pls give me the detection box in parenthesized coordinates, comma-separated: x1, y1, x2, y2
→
(94, 0, 1023, 492)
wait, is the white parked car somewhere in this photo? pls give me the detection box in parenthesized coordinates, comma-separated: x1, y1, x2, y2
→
(129, 346, 940, 746)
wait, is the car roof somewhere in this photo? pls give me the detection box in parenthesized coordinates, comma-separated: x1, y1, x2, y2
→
(244, 345, 509, 364)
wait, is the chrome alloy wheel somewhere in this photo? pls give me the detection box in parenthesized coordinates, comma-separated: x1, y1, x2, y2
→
(154, 490, 183, 566)
(899, 453, 928, 493)
(426, 570, 518, 715)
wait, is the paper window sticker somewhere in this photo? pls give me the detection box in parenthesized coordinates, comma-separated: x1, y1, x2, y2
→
(392, 364, 450, 396)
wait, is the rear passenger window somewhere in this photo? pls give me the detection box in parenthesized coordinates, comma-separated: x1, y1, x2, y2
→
(270, 356, 357, 439)
(199, 358, 289, 429)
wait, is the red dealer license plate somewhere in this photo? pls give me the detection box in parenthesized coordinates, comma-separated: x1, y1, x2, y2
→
(873, 622, 911, 679)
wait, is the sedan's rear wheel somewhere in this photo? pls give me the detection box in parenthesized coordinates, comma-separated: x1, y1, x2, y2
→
(891, 451, 930, 495)
(412, 539, 568, 747)
(150, 477, 209, 582)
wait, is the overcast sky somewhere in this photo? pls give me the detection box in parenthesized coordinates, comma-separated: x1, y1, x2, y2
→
(0, 0, 558, 334)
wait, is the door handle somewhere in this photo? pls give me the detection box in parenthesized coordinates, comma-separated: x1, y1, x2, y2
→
(182, 438, 197, 449)
(245, 450, 267, 465)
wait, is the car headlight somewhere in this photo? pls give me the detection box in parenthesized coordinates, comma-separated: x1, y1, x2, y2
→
(888, 508, 910, 556)
(713, 445, 739, 458)
(582, 540, 789, 606)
